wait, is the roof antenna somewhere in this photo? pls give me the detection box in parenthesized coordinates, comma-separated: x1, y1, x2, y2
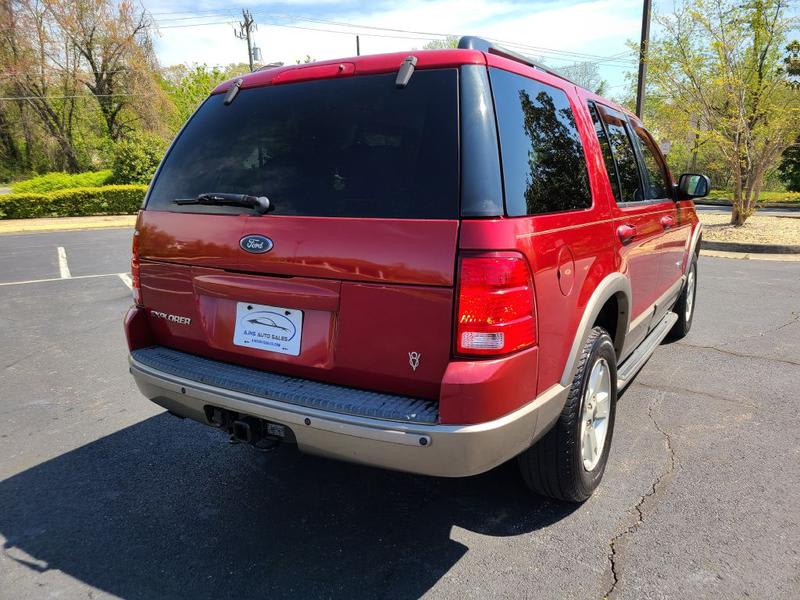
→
(224, 78, 243, 105)
(395, 56, 418, 88)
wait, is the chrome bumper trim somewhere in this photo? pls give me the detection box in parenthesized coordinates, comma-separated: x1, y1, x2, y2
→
(129, 355, 567, 477)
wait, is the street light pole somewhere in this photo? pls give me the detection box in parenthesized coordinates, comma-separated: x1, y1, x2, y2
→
(635, 0, 652, 119)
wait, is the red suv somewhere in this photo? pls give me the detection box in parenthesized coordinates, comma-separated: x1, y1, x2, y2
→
(125, 37, 707, 502)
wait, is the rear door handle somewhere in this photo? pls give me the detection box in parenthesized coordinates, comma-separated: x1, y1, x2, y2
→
(660, 215, 675, 229)
(616, 224, 636, 245)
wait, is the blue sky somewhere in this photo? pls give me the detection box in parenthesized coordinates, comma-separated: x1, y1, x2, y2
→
(145, 0, 671, 95)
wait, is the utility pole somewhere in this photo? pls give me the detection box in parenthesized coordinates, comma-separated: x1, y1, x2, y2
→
(234, 9, 257, 72)
(635, 0, 652, 119)
(356, 35, 360, 56)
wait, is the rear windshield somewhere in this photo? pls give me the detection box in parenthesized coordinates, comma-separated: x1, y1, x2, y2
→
(146, 69, 459, 219)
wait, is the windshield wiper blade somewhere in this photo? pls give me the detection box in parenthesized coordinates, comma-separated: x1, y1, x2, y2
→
(174, 193, 271, 214)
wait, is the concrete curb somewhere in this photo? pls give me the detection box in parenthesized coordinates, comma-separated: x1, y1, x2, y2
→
(701, 240, 800, 254)
(0, 215, 136, 234)
(700, 249, 800, 262)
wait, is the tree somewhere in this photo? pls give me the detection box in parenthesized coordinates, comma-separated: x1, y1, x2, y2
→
(110, 131, 166, 183)
(160, 64, 226, 132)
(160, 62, 264, 133)
(0, 0, 83, 171)
(0, 0, 170, 177)
(773, 40, 798, 191)
(423, 36, 459, 50)
(647, 0, 799, 225)
(560, 61, 608, 95)
(785, 39, 799, 87)
(51, 0, 167, 141)
(778, 136, 800, 190)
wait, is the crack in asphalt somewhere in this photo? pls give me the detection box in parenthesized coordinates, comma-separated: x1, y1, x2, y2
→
(604, 391, 677, 599)
(672, 311, 800, 369)
(726, 311, 800, 340)
(1, 351, 38, 371)
(635, 381, 759, 410)
(676, 342, 800, 367)
(775, 311, 800, 331)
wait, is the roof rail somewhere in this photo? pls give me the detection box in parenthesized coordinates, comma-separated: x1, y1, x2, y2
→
(457, 36, 575, 85)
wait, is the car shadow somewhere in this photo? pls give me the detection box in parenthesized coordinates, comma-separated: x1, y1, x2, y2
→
(0, 413, 577, 599)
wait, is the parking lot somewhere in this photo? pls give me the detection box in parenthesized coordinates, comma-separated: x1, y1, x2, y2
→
(1, 227, 798, 599)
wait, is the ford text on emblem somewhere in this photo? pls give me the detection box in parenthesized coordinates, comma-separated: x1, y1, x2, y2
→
(240, 235, 273, 254)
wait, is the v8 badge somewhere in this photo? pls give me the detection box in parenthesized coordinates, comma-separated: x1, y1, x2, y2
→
(408, 351, 421, 372)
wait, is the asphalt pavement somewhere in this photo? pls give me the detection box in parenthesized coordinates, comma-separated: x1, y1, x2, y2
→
(0, 228, 798, 599)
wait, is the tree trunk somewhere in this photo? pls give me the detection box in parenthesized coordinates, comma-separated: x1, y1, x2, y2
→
(24, 97, 81, 173)
(0, 106, 21, 167)
(731, 162, 745, 225)
(730, 203, 746, 226)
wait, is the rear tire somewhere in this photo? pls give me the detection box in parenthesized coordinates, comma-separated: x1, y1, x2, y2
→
(518, 327, 617, 502)
(668, 257, 697, 340)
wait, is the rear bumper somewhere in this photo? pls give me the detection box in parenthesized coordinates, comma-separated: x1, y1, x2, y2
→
(129, 352, 566, 478)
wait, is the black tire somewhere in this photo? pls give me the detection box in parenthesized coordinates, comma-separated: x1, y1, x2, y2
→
(518, 327, 618, 503)
(667, 257, 697, 340)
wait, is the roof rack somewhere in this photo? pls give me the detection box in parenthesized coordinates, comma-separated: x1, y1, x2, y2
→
(457, 36, 575, 85)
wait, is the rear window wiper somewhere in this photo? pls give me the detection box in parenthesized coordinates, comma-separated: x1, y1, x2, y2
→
(174, 193, 271, 214)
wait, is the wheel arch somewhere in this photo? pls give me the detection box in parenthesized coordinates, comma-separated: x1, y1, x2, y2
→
(559, 273, 631, 388)
(591, 291, 628, 359)
(684, 222, 703, 273)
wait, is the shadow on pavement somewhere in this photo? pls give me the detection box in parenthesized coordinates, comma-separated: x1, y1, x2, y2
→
(0, 414, 577, 599)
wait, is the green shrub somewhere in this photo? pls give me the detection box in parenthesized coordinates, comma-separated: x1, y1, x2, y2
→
(110, 133, 167, 184)
(11, 170, 113, 194)
(0, 185, 147, 219)
(706, 190, 800, 203)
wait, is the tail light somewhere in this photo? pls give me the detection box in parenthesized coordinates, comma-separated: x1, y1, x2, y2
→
(131, 228, 142, 306)
(456, 253, 536, 356)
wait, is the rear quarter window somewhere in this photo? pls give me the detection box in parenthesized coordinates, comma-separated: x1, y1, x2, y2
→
(146, 70, 459, 219)
(632, 126, 672, 199)
(588, 102, 622, 204)
(490, 68, 592, 216)
(600, 109, 642, 204)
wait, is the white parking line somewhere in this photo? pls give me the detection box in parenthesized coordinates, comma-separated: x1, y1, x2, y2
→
(57, 246, 71, 279)
(0, 273, 121, 287)
(118, 273, 132, 289)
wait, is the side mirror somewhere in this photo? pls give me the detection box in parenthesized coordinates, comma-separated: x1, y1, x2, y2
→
(677, 173, 710, 199)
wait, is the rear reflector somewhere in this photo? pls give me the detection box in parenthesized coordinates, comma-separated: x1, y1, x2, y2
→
(131, 229, 142, 306)
(456, 253, 536, 356)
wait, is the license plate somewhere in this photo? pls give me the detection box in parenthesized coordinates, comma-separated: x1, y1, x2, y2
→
(233, 302, 303, 356)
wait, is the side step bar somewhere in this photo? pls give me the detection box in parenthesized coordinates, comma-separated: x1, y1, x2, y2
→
(617, 312, 678, 390)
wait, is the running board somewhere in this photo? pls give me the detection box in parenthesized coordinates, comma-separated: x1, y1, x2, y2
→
(617, 312, 678, 390)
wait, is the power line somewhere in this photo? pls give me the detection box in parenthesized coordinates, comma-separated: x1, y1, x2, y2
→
(147, 8, 237, 17)
(147, 11, 637, 66)
(0, 93, 155, 100)
(152, 7, 634, 64)
(280, 14, 637, 63)
(152, 19, 636, 67)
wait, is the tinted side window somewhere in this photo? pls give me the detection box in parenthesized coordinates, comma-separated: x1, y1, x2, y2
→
(633, 127, 671, 199)
(601, 111, 642, 203)
(491, 68, 592, 216)
(588, 102, 621, 203)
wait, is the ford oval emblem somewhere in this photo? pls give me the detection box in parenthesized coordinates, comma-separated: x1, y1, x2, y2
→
(240, 235, 273, 254)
